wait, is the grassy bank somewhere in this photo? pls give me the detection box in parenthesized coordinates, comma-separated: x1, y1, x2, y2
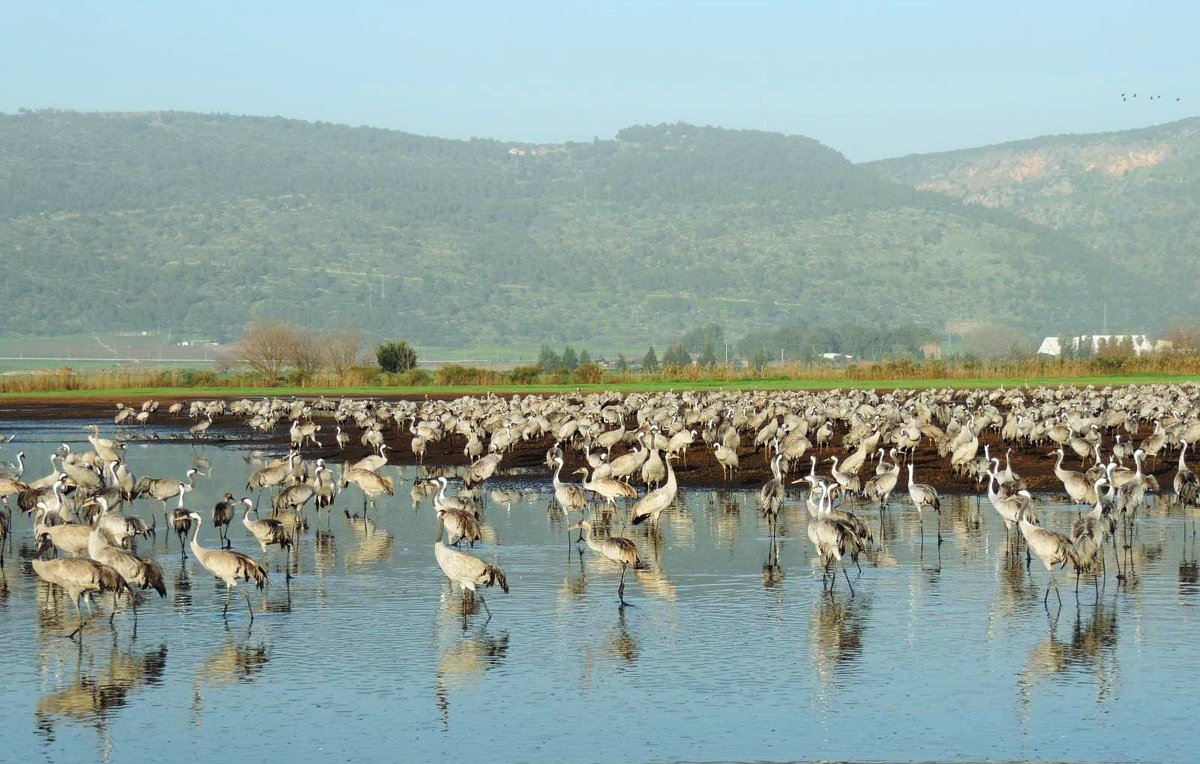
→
(0, 358, 1197, 401)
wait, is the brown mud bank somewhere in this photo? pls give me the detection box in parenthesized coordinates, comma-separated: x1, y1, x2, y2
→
(0, 396, 1176, 496)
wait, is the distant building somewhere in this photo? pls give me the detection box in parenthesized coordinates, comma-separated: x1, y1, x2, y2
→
(1037, 334, 1171, 357)
(920, 341, 943, 360)
(819, 352, 854, 363)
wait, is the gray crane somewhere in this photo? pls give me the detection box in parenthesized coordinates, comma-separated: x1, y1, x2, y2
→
(571, 518, 641, 606)
(434, 514, 508, 616)
(32, 556, 134, 638)
(188, 511, 268, 622)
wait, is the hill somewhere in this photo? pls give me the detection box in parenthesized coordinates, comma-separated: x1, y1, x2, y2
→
(867, 118, 1200, 333)
(0, 110, 1116, 350)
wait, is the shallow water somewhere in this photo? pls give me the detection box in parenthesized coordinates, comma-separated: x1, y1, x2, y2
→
(2, 417, 1199, 762)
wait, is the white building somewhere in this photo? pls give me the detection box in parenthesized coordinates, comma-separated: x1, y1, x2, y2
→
(1036, 334, 1171, 357)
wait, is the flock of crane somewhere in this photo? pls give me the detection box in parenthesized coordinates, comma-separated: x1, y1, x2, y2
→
(2, 381, 1199, 635)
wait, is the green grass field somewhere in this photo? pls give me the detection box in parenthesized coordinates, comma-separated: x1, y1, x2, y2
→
(2, 372, 1196, 402)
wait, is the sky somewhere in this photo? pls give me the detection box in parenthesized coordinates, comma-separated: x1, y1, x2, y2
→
(4, 1, 1198, 161)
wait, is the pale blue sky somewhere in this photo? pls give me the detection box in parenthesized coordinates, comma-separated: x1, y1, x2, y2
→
(5, 1, 1196, 160)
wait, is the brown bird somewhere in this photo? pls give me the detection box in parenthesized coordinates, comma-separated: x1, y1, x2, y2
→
(213, 492, 237, 548)
(87, 523, 167, 599)
(437, 505, 482, 547)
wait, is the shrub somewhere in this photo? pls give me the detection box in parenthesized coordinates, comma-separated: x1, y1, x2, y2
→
(434, 364, 495, 386)
(377, 340, 418, 373)
(573, 362, 605, 384)
(395, 368, 432, 386)
(507, 365, 542, 384)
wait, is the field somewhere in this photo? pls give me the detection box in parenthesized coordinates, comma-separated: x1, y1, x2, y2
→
(2, 372, 1198, 403)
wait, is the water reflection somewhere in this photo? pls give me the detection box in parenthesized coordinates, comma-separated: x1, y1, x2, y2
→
(173, 563, 193, 613)
(342, 510, 394, 567)
(810, 594, 868, 696)
(192, 631, 271, 724)
(605, 606, 638, 664)
(36, 640, 168, 750)
(762, 538, 784, 590)
(707, 490, 742, 547)
(315, 528, 337, 576)
(582, 605, 639, 684)
(557, 548, 588, 607)
(1020, 604, 1119, 708)
(435, 628, 510, 730)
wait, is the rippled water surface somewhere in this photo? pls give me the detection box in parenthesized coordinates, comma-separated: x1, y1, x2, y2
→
(2, 417, 1199, 762)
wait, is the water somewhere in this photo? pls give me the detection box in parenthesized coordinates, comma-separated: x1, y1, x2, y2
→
(2, 417, 1199, 762)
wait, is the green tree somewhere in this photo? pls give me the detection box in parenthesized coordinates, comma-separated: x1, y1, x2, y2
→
(376, 340, 418, 373)
(537, 344, 561, 372)
(615, 353, 629, 372)
(662, 342, 689, 367)
(750, 347, 770, 371)
(699, 342, 718, 368)
(680, 323, 724, 355)
(642, 346, 660, 372)
(578, 349, 592, 366)
(561, 346, 579, 370)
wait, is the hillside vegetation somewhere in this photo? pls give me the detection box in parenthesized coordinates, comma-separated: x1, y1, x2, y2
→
(0, 110, 1138, 348)
(868, 117, 1200, 332)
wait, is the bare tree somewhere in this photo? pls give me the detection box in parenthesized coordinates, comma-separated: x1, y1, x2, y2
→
(323, 327, 367, 375)
(289, 328, 327, 385)
(227, 321, 298, 384)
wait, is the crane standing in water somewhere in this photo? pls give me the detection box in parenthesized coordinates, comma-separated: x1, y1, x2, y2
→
(571, 518, 641, 606)
(188, 512, 269, 623)
(32, 557, 134, 638)
(434, 514, 508, 617)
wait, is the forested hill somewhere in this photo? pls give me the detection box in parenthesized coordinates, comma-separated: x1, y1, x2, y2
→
(867, 118, 1200, 333)
(0, 110, 1122, 348)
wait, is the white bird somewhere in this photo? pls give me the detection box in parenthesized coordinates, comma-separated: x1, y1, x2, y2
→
(575, 465, 637, 508)
(632, 453, 679, 526)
